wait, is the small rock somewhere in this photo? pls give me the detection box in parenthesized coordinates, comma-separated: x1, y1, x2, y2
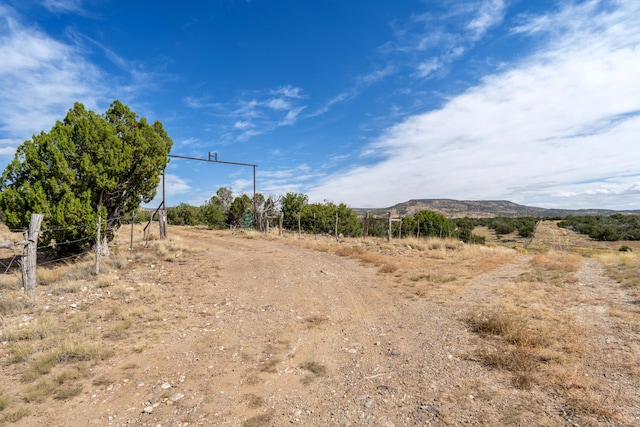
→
(161, 382, 172, 390)
(143, 406, 154, 414)
(170, 393, 184, 402)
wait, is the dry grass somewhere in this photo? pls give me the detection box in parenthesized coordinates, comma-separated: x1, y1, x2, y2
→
(243, 393, 265, 408)
(463, 246, 630, 424)
(300, 361, 327, 384)
(0, 407, 32, 424)
(242, 411, 274, 427)
(597, 251, 640, 288)
(0, 392, 11, 411)
(0, 228, 175, 421)
(1, 315, 57, 342)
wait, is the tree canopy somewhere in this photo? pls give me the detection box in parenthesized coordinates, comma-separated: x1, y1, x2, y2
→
(0, 100, 173, 251)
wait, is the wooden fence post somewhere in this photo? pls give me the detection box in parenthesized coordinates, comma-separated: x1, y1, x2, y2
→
(335, 212, 339, 240)
(159, 208, 168, 240)
(387, 212, 392, 242)
(279, 214, 284, 236)
(364, 212, 369, 240)
(95, 215, 102, 275)
(22, 213, 43, 296)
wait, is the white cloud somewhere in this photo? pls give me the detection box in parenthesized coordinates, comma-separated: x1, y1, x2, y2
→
(187, 86, 308, 141)
(270, 85, 304, 99)
(233, 121, 251, 129)
(308, 1, 640, 210)
(415, 58, 441, 78)
(466, 0, 507, 40)
(385, 1, 507, 83)
(41, 0, 87, 15)
(0, 9, 105, 139)
(358, 65, 394, 86)
(164, 174, 192, 198)
(0, 138, 19, 157)
(279, 107, 305, 126)
(266, 98, 290, 110)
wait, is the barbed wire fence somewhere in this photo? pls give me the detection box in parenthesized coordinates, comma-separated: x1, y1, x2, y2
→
(0, 210, 165, 296)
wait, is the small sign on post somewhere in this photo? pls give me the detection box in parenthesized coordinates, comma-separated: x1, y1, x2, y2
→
(244, 212, 254, 230)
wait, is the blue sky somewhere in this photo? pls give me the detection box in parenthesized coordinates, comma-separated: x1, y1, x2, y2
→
(1, 0, 640, 210)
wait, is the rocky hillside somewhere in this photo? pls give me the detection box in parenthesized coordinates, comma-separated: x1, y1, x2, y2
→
(354, 199, 640, 218)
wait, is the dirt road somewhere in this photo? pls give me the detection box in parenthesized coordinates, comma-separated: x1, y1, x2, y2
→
(4, 226, 640, 426)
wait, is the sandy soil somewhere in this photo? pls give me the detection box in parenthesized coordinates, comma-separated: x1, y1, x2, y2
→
(2, 224, 640, 426)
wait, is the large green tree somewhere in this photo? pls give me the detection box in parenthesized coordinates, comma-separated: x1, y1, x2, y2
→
(0, 101, 172, 251)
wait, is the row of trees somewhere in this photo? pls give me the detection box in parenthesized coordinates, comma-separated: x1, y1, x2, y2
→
(558, 214, 640, 241)
(157, 191, 466, 241)
(163, 187, 277, 230)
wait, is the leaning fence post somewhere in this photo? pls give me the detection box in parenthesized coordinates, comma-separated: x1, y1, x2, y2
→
(22, 213, 43, 296)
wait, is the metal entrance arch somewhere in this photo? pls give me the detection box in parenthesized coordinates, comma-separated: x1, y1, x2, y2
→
(163, 151, 258, 227)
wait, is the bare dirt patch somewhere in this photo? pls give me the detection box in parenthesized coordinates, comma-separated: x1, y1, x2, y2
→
(1, 225, 639, 426)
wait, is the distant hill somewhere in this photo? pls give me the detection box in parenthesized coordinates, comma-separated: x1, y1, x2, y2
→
(354, 199, 640, 218)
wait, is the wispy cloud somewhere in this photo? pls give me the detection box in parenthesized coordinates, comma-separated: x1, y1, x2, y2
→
(387, 0, 507, 80)
(311, 1, 508, 118)
(308, 1, 640, 210)
(257, 164, 319, 196)
(0, 4, 161, 158)
(0, 5, 105, 142)
(41, 0, 88, 15)
(185, 85, 307, 141)
(466, 0, 507, 41)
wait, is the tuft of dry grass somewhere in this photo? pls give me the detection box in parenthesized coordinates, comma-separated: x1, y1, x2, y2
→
(244, 393, 265, 409)
(300, 361, 326, 375)
(242, 411, 274, 427)
(378, 263, 398, 274)
(300, 360, 327, 385)
(105, 318, 133, 340)
(1, 316, 57, 342)
(0, 392, 11, 411)
(21, 340, 113, 382)
(475, 346, 537, 389)
(469, 307, 551, 349)
(0, 406, 32, 423)
(258, 358, 281, 373)
(0, 299, 28, 320)
(303, 315, 328, 328)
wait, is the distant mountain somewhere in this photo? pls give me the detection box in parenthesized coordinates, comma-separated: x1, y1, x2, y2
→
(353, 199, 640, 218)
